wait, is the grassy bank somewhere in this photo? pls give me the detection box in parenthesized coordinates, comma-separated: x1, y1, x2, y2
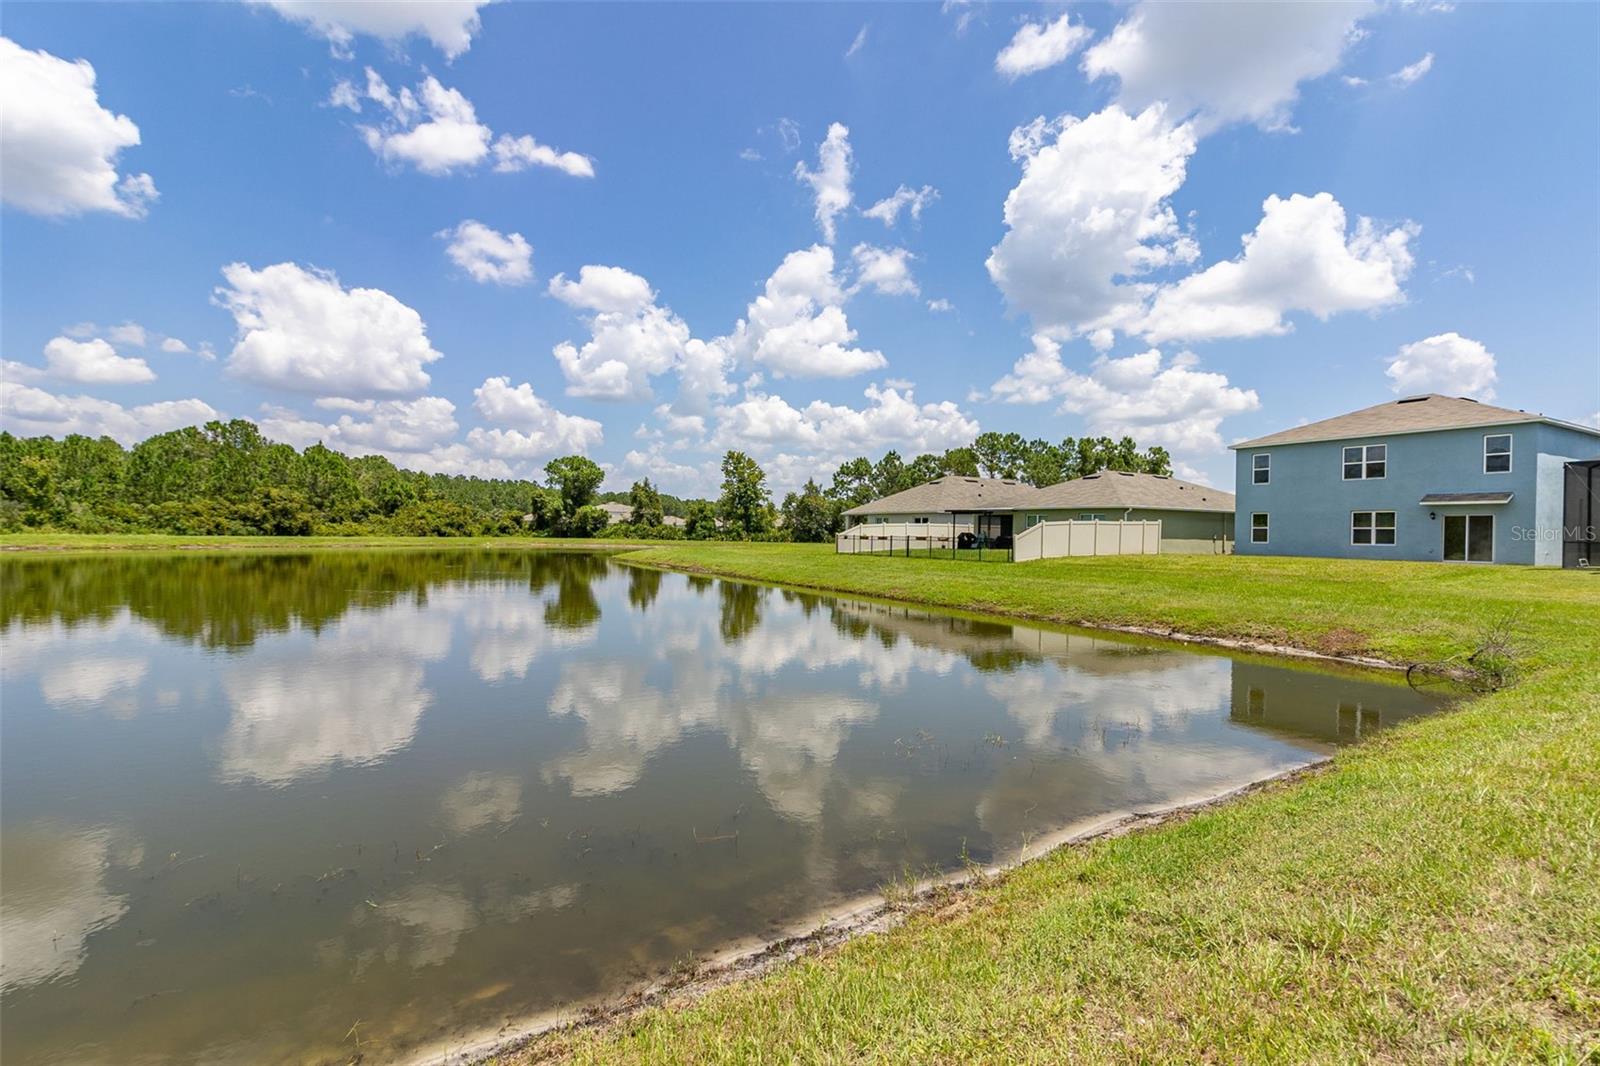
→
(502, 546, 1600, 1062)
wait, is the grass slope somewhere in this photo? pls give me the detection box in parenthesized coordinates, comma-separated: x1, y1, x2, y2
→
(508, 546, 1600, 1062)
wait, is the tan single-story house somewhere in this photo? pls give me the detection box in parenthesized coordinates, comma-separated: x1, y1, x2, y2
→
(842, 471, 1235, 554)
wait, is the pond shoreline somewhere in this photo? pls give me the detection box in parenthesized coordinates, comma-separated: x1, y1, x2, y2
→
(435, 759, 1332, 1066)
(619, 553, 1419, 676)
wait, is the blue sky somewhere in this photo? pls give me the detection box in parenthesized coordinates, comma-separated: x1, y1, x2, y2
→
(3, 1, 1596, 494)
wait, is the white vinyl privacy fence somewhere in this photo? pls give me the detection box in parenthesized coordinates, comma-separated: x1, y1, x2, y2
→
(835, 519, 1161, 561)
(1012, 519, 1161, 561)
(835, 522, 967, 554)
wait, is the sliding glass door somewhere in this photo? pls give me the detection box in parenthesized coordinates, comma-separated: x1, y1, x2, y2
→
(1443, 514, 1494, 562)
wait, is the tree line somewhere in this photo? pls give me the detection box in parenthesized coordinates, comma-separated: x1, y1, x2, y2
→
(0, 421, 1169, 541)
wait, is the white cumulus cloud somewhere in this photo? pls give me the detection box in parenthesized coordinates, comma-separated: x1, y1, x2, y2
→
(471, 376, 605, 457)
(987, 105, 1198, 343)
(439, 220, 533, 285)
(995, 13, 1093, 79)
(0, 36, 158, 218)
(1137, 192, 1417, 343)
(713, 382, 977, 458)
(725, 245, 886, 379)
(1082, 1, 1374, 132)
(794, 122, 853, 243)
(0, 382, 219, 444)
(490, 134, 595, 177)
(991, 340, 1259, 455)
(861, 183, 938, 227)
(252, 0, 489, 59)
(1385, 332, 1497, 401)
(215, 261, 443, 398)
(547, 267, 694, 401)
(355, 69, 592, 178)
(850, 244, 919, 297)
(42, 336, 155, 385)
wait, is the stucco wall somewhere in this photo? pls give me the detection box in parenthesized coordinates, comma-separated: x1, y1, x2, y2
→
(1233, 421, 1600, 565)
(849, 513, 975, 530)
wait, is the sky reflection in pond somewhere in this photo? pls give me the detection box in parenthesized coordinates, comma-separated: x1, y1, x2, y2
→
(0, 550, 1451, 1065)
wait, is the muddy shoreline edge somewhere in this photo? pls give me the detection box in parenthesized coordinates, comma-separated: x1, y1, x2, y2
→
(436, 759, 1333, 1065)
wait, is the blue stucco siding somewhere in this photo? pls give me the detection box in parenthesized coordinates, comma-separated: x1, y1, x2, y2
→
(1233, 422, 1600, 565)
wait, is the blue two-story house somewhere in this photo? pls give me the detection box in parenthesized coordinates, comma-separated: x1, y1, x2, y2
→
(1231, 394, 1600, 566)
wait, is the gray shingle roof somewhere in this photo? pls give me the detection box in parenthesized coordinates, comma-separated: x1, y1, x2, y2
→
(843, 471, 1232, 516)
(842, 476, 1036, 516)
(1025, 471, 1234, 513)
(1231, 394, 1598, 449)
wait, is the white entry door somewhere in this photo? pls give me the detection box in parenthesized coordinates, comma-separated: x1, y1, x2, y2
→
(1443, 514, 1494, 562)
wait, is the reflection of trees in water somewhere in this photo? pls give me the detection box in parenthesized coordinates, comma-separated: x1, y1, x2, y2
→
(626, 566, 662, 612)
(536, 556, 605, 630)
(0, 550, 609, 650)
(718, 581, 764, 643)
(823, 600, 1041, 675)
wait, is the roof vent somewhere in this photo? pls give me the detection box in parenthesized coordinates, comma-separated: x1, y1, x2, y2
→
(1116, 471, 1134, 477)
(964, 478, 980, 484)
(1397, 395, 1431, 404)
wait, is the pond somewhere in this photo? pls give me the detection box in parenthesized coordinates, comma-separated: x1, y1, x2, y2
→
(0, 550, 1452, 1065)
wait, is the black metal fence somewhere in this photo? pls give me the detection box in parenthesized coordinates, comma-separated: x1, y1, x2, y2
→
(834, 533, 1014, 563)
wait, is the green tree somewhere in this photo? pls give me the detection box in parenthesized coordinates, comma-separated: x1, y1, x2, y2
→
(128, 427, 210, 503)
(202, 419, 268, 500)
(293, 443, 359, 513)
(781, 479, 835, 543)
(871, 450, 910, 498)
(628, 477, 665, 527)
(684, 499, 719, 540)
(905, 453, 945, 487)
(1020, 439, 1067, 487)
(544, 455, 605, 516)
(717, 451, 771, 537)
(940, 446, 980, 477)
(1143, 446, 1173, 476)
(972, 431, 1028, 479)
(827, 457, 875, 508)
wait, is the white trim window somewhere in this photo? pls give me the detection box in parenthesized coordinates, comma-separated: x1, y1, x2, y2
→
(1078, 512, 1107, 521)
(1251, 512, 1270, 544)
(1342, 443, 1387, 480)
(1023, 513, 1045, 528)
(1252, 453, 1270, 485)
(911, 516, 930, 524)
(1483, 433, 1512, 474)
(1351, 510, 1396, 546)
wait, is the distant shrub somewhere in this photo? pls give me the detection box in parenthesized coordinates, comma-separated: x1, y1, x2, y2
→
(562, 504, 611, 538)
(390, 499, 479, 537)
(598, 521, 685, 540)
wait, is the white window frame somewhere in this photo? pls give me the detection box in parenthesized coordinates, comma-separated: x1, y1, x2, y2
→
(1078, 512, 1107, 521)
(1350, 510, 1396, 547)
(1251, 512, 1269, 544)
(1342, 443, 1387, 481)
(1252, 453, 1271, 485)
(1483, 433, 1512, 474)
(911, 516, 930, 525)
(1023, 513, 1045, 528)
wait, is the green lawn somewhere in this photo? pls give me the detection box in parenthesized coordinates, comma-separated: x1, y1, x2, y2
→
(500, 545, 1600, 1063)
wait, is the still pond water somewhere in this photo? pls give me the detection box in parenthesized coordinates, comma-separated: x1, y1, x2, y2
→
(0, 550, 1451, 1064)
